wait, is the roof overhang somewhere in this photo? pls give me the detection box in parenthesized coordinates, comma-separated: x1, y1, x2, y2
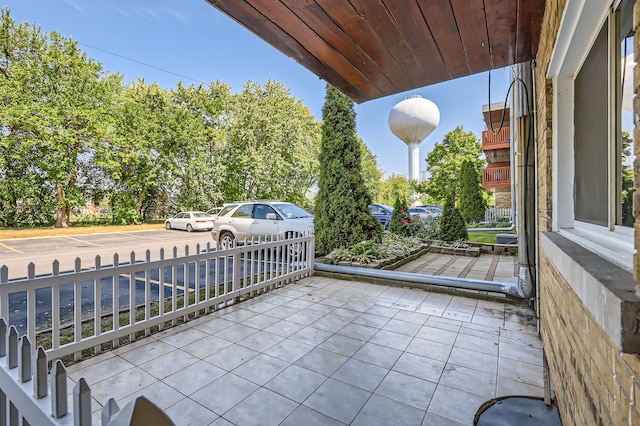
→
(206, 0, 546, 103)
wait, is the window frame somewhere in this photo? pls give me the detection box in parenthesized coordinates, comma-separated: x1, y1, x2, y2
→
(547, 0, 633, 271)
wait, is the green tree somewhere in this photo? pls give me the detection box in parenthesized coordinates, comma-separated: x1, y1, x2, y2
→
(314, 85, 382, 255)
(166, 81, 229, 212)
(388, 195, 412, 236)
(439, 194, 468, 241)
(220, 80, 320, 204)
(359, 138, 383, 201)
(423, 126, 484, 204)
(0, 8, 120, 227)
(95, 80, 184, 224)
(458, 160, 486, 223)
(376, 174, 413, 206)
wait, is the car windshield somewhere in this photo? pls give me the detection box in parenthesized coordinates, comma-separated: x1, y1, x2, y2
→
(374, 204, 393, 213)
(193, 212, 210, 218)
(273, 203, 312, 219)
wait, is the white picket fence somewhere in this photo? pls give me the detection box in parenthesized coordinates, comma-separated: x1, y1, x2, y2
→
(0, 317, 173, 425)
(484, 207, 513, 224)
(0, 234, 314, 424)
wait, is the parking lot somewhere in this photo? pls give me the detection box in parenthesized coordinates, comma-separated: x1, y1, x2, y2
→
(0, 229, 214, 280)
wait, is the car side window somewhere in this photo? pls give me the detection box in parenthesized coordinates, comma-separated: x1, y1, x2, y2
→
(218, 204, 237, 216)
(232, 204, 254, 218)
(253, 204, 278, 220)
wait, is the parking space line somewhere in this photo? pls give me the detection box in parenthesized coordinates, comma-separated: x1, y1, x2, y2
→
(64, 236, 101, 246)
(121, 232, 164, 240)
(0, 241, 24, 254)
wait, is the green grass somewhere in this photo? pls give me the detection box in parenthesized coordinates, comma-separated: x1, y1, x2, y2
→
(466, 230, 515, 244)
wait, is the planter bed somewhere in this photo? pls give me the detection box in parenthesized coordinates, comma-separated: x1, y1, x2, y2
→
(429, 245, 480, 257)
(321, 243, 430, 269)
(318, 240, 517, 270)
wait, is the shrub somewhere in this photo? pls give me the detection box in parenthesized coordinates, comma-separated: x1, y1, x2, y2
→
(314, 85, 383, 255)
(388, 196, 413, 236)
(412, 216, 440, 240)
(331, 233, 422, 264)
(458, 160, 487, 223)
(438, 194, 468, 241)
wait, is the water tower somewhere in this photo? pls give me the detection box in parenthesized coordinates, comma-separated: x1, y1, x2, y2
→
(388, 95, 440, 181)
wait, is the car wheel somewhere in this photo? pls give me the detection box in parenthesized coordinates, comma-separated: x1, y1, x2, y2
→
(165, 222, 171, 230)
(186, 224, 193, 232)
(220, 231, 235, 249)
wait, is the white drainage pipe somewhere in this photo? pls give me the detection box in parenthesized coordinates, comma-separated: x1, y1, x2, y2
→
(314, 263, 530, 299)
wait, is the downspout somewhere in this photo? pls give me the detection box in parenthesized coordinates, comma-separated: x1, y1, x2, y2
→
(531, 60, 541, 329)
(514, 63, 537, 300)
(511, 65, 517, 226)
(314, 263, 528, 299)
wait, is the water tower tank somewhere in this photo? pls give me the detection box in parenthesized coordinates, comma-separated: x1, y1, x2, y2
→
(388, 95, 440, 181)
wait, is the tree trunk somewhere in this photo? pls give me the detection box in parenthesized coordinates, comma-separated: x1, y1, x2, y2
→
(54, 183, 70, 228)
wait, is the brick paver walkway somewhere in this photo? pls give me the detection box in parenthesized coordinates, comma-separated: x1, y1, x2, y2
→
(396, 252, 518, 282)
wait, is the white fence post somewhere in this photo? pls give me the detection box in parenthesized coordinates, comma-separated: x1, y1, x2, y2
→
(73, 378, 92, 425)
(33, 347, 47, 399)
(18, 336, 30, 383)
(102, 398, 120, 425)
(50, 360, 67, 419)
(6, 326, 17, 369)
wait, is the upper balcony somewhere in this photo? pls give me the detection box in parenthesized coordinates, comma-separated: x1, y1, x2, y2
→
(482, 128, 511, 151)
(483, 165, 511, 189)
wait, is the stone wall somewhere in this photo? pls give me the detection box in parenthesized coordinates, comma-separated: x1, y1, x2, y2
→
(494, 187, 511, 209)
(539, 250, 640, 425)
(535, 0, 564, 234)
(535, 1, 640, 424)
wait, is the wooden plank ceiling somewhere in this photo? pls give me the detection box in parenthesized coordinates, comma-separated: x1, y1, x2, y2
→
(206, 0, 546, 104)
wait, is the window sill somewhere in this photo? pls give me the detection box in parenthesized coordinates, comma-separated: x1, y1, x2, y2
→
(541, 232, 640, 353)
(558, 221, 634, 272)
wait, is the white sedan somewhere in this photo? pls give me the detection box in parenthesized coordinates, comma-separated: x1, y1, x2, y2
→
(165, 211, 216, 232)
(409, 206, 442, 221)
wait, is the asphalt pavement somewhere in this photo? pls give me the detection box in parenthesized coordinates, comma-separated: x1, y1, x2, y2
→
(0, 229, 214, 280)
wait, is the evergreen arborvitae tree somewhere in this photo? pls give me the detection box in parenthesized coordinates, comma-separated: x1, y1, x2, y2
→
(459, 160, 486, 223)
(314, 85, 383, 255)
(438, 194, 468, 241)
(388, 195, 411, 236)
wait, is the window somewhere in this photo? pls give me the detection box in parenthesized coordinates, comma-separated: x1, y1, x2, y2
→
(253, 204, 278, 220)
(548, 0, 634, 270)
(232, 204, 254, 218)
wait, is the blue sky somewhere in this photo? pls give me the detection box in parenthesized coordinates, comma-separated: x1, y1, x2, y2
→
(3, 0, 515, 177)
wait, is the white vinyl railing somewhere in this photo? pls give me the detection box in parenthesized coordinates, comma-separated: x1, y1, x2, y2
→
(0, 317, 174, 425)
(484, 207, 513, 224)
(0, 234, 313, 424)
(0, 234, 314, 364)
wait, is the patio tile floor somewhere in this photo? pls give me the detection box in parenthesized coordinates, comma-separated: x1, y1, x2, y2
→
(66, 268, 541, 426)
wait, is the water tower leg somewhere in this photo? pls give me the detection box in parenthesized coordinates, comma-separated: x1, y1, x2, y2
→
(408, 143, 420, 181)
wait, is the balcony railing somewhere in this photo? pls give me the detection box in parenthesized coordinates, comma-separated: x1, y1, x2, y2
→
(482, 127, 510, 150)
(483, 166, 511, 188)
